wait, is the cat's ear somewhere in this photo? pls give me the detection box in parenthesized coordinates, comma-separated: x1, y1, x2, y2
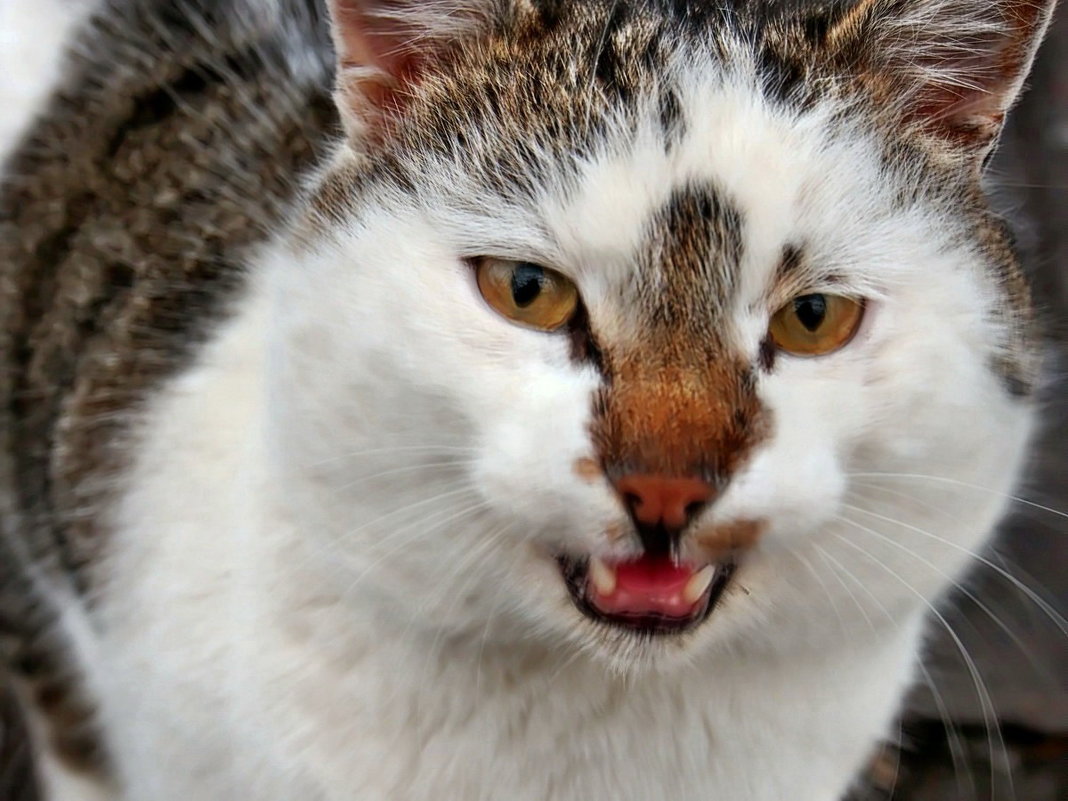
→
(826, 0, 1055, 166)
(326, 0, 500, 138)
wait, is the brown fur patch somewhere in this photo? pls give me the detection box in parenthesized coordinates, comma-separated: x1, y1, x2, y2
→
(572, 457, 603, 483)
(693, 518, 766, 560)
(589, 180, 766, 485)
(592, 348, 769, 482)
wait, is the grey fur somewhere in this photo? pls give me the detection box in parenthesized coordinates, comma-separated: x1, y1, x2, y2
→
(0, 683, 36, 801)
(0, 0, 337, 785)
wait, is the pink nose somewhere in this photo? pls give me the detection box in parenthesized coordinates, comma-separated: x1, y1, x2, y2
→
(614, 474, 715, 532)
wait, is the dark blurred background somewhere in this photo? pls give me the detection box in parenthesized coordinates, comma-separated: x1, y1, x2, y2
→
(855, 6, 1068, 800)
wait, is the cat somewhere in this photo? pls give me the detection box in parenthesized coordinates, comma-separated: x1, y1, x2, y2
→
(0, 0, 1058, 799)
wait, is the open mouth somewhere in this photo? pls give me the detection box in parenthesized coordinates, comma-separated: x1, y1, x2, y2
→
(557, 553, 736, 635)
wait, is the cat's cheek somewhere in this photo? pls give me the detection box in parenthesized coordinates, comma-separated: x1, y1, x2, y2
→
(713, 441, 846, 545)
(468, 374, 619, 548)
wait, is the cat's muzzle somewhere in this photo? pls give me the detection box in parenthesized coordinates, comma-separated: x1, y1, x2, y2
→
(556, 553, 736, 635)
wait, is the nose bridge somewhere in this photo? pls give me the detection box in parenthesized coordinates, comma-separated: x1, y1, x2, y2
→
(594, 354, 765, 480)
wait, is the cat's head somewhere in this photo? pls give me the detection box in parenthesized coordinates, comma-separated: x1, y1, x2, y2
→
(266, 0, 1051, 670)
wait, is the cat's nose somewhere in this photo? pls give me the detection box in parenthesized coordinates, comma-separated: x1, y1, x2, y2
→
(614, 474, 715, 555)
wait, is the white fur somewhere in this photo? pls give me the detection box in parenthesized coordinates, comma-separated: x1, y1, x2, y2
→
(76, 48, 1037, 801)
(0, 0, 99, 162)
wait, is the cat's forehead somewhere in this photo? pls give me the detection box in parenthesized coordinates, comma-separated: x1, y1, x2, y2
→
(375, 0, 894, 302)
(536, 82, 905, 371)
(543, 79, 837, 305)
(383, 0, 775, 186)
(318, 0, 999, 345)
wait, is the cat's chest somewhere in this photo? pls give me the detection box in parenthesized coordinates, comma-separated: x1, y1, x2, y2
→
(238, 630, 904, 801)
(285, 674, 715, 801)
(97, 419, 915, 801)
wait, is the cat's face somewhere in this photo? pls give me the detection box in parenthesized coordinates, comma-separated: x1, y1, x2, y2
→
(267, 0, 1045, 670)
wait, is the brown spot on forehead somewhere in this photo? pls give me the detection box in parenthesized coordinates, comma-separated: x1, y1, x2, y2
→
(635, 183, 745, 329)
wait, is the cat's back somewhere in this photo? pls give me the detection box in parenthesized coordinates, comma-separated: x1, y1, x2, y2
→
(0, 0, 336, 789)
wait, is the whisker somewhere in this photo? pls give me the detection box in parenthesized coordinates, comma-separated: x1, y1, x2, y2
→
(849, 478, 1068, 628)
(546, 645, 588, 686)
(839, 502, 1068, 636)
(340, 494, 492, 599)
(815, 536, 980, 794)
(334, 484, 481, 545)
(304, 444, 480, 469)
(411, 521, 521, 713)
(835, 508, 1063, 795)
(811, 544, 879, 633)
(374, 524, 521, 724)
(839, 505, 1060, 673)
(829, 532, 1015, 801)
(849, 479, 963, 522)
(846, 472, 1068, 521)
(786, 546, 854, 635)
(291, 481, 480, 578)
(475, 537, 527, 696)
(915, 661, 978, 799)
(333, 459, 478, 493)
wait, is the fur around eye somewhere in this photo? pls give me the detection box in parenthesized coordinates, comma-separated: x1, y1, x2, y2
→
(475, 257, 579, 332)
(769, 294, 864, 356)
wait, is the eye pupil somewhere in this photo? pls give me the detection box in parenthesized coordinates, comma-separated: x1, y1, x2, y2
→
(769, 292, 863, 357)
(476, 257, 579, 332)
(793, 294, 827, 332)
(510, 263, 545, 308)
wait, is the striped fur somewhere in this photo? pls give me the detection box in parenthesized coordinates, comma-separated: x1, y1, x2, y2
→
(0, 0, 337, 789)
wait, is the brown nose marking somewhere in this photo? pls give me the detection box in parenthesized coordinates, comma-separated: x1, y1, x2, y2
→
(586, 183, 769, 498)
(572, 457, 602, 483)
(592, 357, 768, 481)
(694, 519, 766, 558)
(614, 474, 714, 531)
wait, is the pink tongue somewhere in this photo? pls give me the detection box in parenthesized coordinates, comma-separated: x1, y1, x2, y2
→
(590, 555, 701, 619)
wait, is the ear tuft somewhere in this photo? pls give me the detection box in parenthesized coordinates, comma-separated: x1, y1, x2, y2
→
(828, 0, 1056, 164)
(327, 1, 500, 139)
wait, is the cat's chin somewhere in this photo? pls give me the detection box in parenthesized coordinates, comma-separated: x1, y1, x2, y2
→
(555, 553, 736, 638)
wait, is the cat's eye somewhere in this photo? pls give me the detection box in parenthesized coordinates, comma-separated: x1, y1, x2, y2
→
(769, 294, 864, 356)
(475, 258, 579, 332)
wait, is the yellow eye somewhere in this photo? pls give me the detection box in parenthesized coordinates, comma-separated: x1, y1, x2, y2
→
(475, 258, 579, 332)
(769, 294, 864, 356)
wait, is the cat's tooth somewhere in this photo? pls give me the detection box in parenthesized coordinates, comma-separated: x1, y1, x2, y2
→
(682, 566, 716, 605)
(588, 557, 617, 597)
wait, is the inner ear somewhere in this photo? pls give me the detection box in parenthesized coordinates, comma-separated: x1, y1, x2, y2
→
(331, 1, 427, 85)
(326, 0, 502, 138)
(825, 0, 1056, 164)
